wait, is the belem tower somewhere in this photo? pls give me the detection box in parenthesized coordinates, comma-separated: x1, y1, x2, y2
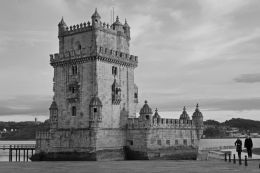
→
(32, 9, 204, 161)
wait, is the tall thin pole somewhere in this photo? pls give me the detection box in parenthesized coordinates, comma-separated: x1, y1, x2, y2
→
(111, 9, 112, 24)
(26, 149, 29, 162)
(113, 7, 114, 23)
(23, 149, 25, 162)
(18, 149, 20, 162)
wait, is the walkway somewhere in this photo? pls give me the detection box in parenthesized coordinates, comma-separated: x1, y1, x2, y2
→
(0, 160, 259, 173)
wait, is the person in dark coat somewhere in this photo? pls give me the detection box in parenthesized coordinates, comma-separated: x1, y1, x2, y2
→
(244, 136, 253, 158)
(235, 137, 242, 159)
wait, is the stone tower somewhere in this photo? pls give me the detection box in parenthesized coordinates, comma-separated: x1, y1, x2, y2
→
(51, 9, 138, 130)
(41, 9, 138, 160)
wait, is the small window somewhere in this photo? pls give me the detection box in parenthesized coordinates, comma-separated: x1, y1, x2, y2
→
(127, 140, 133, 145)
(71, 87, 75, 93)
(134, 93, 138, 99)
(112, 66, 117, 76)
(166, 140, 170, 145)
(72, 106, 76, 116)
(72, 66, 78, 75)
(146, 115, 150, 120)
(93, 107, 97, 113)
(183, 139, 187, 146)
(157, 140, 161, 145)
(175, 140, 178, 145)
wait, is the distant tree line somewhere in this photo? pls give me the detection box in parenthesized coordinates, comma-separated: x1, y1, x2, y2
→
(0, 120, 50, 140)
(203, 118, 260, 138)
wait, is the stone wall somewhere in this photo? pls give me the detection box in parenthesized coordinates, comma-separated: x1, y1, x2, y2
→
(53, 61, 96, 129)
(60, 31, 94, 55)
(96, 29, 129, 54)
(96, 60, 136, 128)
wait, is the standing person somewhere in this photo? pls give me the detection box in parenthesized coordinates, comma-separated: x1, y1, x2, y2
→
(235, 137, 242, 159)
(244, 135, 253, 158)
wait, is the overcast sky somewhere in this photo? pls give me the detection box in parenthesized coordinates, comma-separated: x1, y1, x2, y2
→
(0, 0, 260, 122)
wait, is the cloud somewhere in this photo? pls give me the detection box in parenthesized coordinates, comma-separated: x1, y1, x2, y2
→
(0, 0, 260, 122)
(144, 97, 260, 112)
(234, 73, 260, 83)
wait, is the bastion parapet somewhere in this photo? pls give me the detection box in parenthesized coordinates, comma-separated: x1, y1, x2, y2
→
(127, 117, 194, 129)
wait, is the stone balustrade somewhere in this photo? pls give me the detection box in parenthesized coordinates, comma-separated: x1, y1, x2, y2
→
(59, 20, 128, 38)
(127, 117, 194, 129)
(36, 131, 51, 140)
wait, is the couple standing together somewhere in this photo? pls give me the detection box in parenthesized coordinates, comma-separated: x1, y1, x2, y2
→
(235, 136, 253, 159)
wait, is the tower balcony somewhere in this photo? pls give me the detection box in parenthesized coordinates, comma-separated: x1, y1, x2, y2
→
(50, 47, 138, 68)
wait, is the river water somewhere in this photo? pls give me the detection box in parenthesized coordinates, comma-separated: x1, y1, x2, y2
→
(0, 138, 259, 161)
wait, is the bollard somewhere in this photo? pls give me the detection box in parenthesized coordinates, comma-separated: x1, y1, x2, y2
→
(225, 153, 227, 162)
(229, 153, 231, 162)
(239, 156, 242, 165)
(233, 154, 236, 164)
(245, 156, 248, 166)
(259, 163, 260, 169)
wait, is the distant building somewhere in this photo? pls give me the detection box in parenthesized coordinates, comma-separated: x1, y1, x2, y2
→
(33, 9, 204, 161)
(226, 127, 241, 137)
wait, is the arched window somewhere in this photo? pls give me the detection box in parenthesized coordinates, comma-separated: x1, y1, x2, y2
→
(78, 44, 81, 50)
(72, 106, 76, 116)
(75, 41, 81, 51)
(72, 65, 78, 75)
(112, 66, 117, 76)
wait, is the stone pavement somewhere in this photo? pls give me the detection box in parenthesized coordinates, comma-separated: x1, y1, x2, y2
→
(0, 160, 260, 173)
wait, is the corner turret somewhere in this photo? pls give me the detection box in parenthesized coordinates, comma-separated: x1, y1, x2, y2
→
(153, 108, 161, 119)
(192, 103, 204, 139)
(112, 16, 124, 33)
(123, 19, 130, 39)
(49, 100, 58, 129)
(89, 96, 102, 128)
(139, 100, 153, 121)
(179, 106, 190, 121)
(91, 8, 101, 27)
(58, 17, 67, 36)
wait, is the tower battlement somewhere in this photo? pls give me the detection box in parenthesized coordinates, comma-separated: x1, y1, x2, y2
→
(58, 9, 130, 40)
(59, 21, 130, 39)
(50, 46, 138, 67)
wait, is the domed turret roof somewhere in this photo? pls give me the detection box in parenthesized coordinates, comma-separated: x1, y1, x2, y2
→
(179, 106, 190, 120)
(139, 100, 153, 115)
(153, 108, 160, 118)
(49, 101, 58, 110)
(90, 96, 102, 106)
(113, 16, 122, 25)
(124, 19, 130, 28)
(192, 104, 203, 117)
(91, 8, 101, 19)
